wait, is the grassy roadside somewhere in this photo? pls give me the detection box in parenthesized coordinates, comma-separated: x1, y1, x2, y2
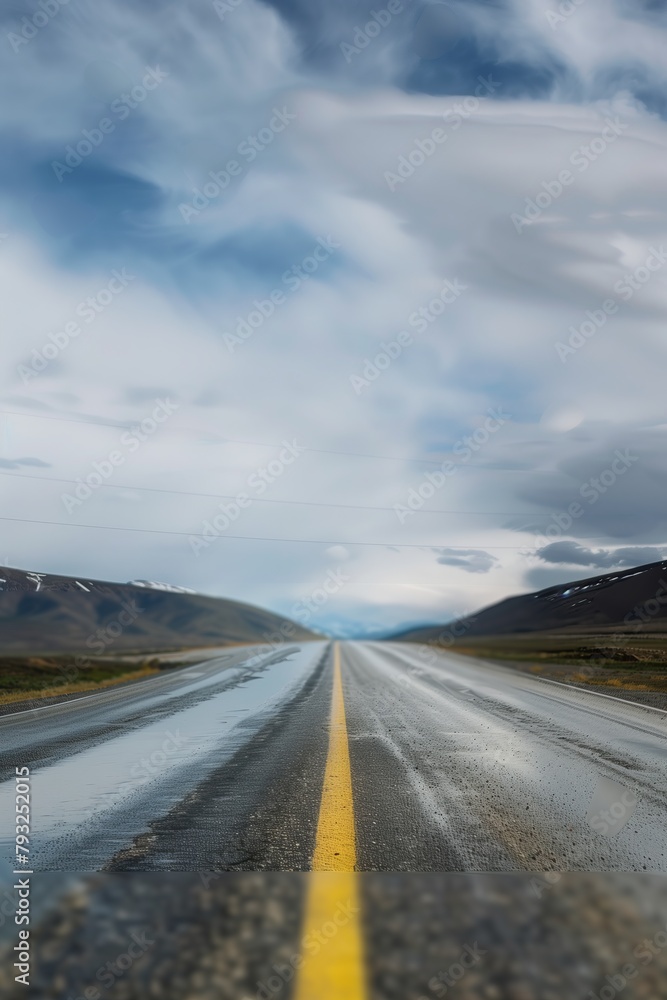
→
(446, 635, 667, 702)
(0, 666, 163, 707)
(0, 656, 166, 707)
(0, 646, 251, 708)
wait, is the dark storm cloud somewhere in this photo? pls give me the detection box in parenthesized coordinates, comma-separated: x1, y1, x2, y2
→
(264, 0, 567, 97)
(265, 0, 667, 113)
(434, 547, 498, 573)
(535, 540, 666, 569)
(515, 431, 667, 543)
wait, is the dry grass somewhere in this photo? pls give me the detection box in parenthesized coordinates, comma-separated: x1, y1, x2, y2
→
(0, 664, 161, 707)
(570, 671, 667, 692)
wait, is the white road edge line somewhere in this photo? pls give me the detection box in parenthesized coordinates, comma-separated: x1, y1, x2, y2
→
(389, 643, 667, 719)
(0, 645, 267, 721)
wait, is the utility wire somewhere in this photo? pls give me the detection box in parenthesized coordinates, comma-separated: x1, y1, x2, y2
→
(0, 470, 549, 518)
(0, 513, 611, 548)
(0, 408, 555, 473)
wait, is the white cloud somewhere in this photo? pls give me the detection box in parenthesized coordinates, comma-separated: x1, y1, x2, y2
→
(1, 0, 667, 631)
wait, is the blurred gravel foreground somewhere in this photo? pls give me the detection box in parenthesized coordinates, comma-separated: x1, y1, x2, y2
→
(1, 873, 667, 999)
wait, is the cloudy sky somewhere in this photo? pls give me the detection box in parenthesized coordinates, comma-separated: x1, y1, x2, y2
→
(2, 0, 667, 636)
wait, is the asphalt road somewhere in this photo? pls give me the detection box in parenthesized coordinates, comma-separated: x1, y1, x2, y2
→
(1, 641, 666, 871)
(3, 872, 667, 1000)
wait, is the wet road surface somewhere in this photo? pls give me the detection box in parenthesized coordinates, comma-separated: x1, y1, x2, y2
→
(0, 641, 666, 871)
(3, 872, 667, 1000)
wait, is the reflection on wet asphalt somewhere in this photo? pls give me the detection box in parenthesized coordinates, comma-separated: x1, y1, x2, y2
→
(0, 642, 329, 870)
(345, 643, 667, 871)
(0, 640, 666, 871)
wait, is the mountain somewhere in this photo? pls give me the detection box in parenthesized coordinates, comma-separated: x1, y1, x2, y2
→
(392, 560, 667, 644)
(0, 566, 318, 656)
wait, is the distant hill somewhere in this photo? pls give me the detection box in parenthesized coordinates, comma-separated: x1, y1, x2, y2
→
(0, 566, 318, 656)
(392, 560, 667, 644)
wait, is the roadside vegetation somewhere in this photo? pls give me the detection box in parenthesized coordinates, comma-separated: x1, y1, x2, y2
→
(451, 635, 667, 697)
(0, 645, 243, 708)
(0, 655, 165, 707)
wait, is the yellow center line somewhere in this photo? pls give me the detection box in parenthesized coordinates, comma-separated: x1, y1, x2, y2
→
(294, 643, 366, 1000)
(293, 872, 366, 1000)
(312, 641, 357, 871)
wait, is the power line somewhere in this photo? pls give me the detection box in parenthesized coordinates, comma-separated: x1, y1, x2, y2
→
(0, 470, 549, 518)
(0, 408, 556, 473)
(0, 513, 612, 548)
